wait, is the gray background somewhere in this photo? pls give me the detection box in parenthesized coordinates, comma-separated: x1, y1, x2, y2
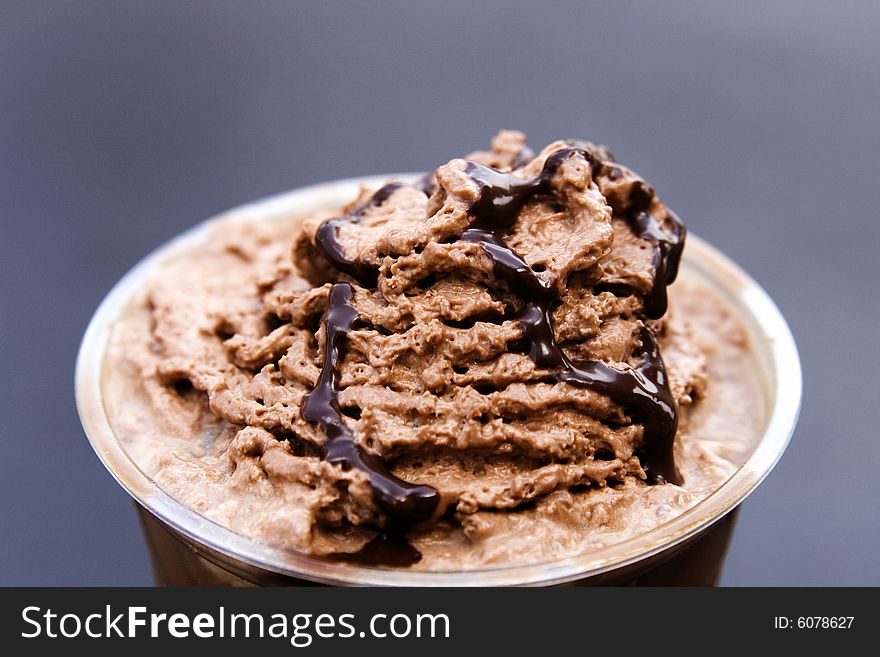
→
(1, 1, 877, 585)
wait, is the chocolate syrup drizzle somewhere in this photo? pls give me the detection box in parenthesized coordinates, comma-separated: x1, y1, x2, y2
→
(461, 149, 683, 484)
(595, 164, 686, 319)
(307, 146, 685, 533)
(313, 182, 404, 287)
(302, 282, 439, 524)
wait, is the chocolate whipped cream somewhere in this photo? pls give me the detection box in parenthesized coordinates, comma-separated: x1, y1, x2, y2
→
(105, 132, 764, 568)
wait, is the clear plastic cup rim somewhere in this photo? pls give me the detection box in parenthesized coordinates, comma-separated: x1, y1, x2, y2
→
(76, 174, 802, 586)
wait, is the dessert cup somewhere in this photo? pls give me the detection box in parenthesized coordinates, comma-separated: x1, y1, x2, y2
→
(76, 174, 801, 586)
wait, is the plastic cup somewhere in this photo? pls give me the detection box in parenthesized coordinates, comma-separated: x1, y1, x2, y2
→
(76, 175, 801, 586)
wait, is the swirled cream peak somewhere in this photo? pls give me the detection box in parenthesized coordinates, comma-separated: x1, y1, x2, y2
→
(105, 131, 762, 567)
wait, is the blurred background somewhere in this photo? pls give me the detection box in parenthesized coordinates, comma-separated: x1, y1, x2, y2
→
(1, 0, 877, 585)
